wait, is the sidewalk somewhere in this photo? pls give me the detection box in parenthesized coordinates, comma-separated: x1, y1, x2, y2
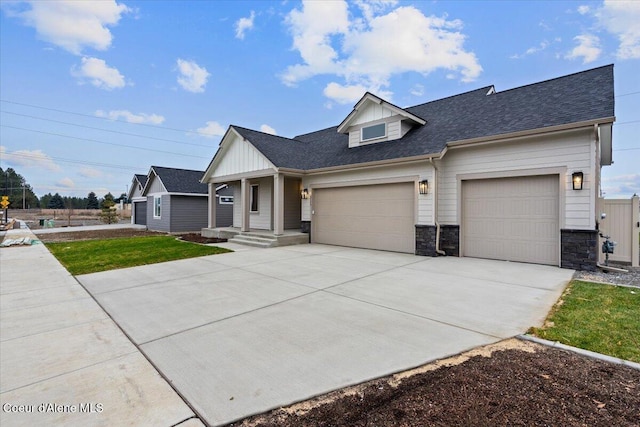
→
(0, 227, 201, 427)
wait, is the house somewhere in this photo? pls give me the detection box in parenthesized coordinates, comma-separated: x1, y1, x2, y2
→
(201, 65, 615, 270)
(129, 166, 233, 232)
(129, 174, 148, 225)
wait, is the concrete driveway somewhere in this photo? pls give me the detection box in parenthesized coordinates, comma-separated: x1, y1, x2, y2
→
(77, 244, 573, 426)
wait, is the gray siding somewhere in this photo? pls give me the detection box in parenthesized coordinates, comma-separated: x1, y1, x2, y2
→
(169, 196, 208, 232)
(284, 177, 301, 230)
(146, 195, 171, 232)
(216, 186, 233, 227)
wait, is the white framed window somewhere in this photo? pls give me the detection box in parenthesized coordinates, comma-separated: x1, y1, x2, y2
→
(361, 123, 386, 141)
(250, 184, 259, 213)
(219, 196, 234, 205)
(153, 196, 161, 218)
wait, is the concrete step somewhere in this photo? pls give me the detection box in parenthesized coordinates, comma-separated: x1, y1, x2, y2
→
(228, 235, 276, 248)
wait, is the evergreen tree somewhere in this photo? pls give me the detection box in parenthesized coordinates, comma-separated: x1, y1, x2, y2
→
(1, 167, 40, 208)
(100, 192, 115, 209)
(86, 192, 99, 209)
(47, 193, 65, 209)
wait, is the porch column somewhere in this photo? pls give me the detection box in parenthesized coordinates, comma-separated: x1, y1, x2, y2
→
(208, 182, 216, 228)
(241, 178, 250, 232)
(273, 173, 284, 235)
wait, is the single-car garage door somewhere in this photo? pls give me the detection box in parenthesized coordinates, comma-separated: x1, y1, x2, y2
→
(462, 175, 559, 265)
(134, 201, 147, 226)
(312, 182, 415, 253)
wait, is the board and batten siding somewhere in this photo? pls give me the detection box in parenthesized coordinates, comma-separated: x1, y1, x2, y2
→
(169, 196, 208, 232)
(352, 103, 395, 125)
(146, 175, 165, 193)
(146, 194, 171, 232)
(438, 129, 595, 230)
(302, 162, 434, 225)
(211, 133, 275, 179)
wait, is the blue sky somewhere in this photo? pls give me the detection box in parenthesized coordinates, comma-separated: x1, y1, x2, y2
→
(1, 0, 638, 200)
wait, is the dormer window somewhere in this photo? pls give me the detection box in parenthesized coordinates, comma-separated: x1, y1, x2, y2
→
(361, 123, 386, 141)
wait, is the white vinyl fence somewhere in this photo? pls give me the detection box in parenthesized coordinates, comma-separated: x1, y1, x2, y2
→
(598, 195, 639, 267)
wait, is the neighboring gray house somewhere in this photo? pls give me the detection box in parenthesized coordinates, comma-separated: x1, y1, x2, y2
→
(130, 166, 233, 232)
(129, 174, 148, 226)
(202, 65, 615, 270)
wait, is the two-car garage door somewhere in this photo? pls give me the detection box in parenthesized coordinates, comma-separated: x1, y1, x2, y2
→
(462, 175, 559, 265)
(312, 182, 415, 253)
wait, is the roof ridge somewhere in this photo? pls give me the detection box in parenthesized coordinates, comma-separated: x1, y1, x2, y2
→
(151, 165, 205, 173)
(407, 86, 494, 109)
(232, 124, 302, 142)
(492, 64, 614, 96)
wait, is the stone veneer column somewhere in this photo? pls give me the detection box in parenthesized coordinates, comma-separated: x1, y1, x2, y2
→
(561, 229, 598, 271)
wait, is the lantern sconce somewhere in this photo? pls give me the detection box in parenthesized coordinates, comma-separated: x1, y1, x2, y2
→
(301, 188, 310, 199)
(419, 179, 429, 195)
(572, 172, 583, 190)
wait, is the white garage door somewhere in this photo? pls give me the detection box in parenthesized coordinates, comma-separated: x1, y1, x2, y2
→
(462, 175, 559, 265)
(312, 182, 415, 253)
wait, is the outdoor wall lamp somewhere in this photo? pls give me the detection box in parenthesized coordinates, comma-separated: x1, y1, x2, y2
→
(572, 172, 583, 190)
(301, 188, 310, 199)
(419, 179, 429, 194)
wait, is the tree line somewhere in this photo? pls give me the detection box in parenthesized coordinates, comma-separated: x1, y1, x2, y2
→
(1, 167, 127, 210)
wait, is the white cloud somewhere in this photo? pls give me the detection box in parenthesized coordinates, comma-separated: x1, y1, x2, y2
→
(566, 34, 601, 63)
(176, 59, 210, 93)
(197, 121, 225, 138)
(95, 109, 165, 124)
(260, 124, 277, 135)
(235, 10, 255, 40)
(78, 167, 102, 178)
(7, 0, 130, 55)
(577, 5, 591, 15)
(0, 146, 61, 172)
(510, 40, 551, 59)
(72, 56, 126, 89)
(282, 2, 482, 103)
(410, 84, 424, 97)
(595, 0, 640, 59)
(323, 82, 368, 104)
(56, 178, 75, 189)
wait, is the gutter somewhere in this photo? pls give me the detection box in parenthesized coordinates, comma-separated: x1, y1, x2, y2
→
(429, 158, 446, 256)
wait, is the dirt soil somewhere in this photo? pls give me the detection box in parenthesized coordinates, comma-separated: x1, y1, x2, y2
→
(31, 229, 640, 426)
(35, 229, 227, 244)
(231, 339, 640, 427)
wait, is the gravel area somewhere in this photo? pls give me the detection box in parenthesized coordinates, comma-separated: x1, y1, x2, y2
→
(574, 264, 640, 288)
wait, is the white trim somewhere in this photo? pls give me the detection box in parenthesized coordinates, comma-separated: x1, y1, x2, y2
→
(361, 122, 387, 142)
(219, 196, 234, 205)
(153, 195, 161, 219)
(250, 184, 259, 213)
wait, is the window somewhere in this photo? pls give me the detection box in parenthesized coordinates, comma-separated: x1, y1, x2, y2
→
(219, 196, 234, 205)
(153, 196, 161, 218)
(250, 184, 259, 212)
(361, 123, 386, 141)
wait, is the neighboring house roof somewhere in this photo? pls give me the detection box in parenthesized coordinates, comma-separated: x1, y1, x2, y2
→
(145, 166, 208, 195)
(216, 65, 614, 173)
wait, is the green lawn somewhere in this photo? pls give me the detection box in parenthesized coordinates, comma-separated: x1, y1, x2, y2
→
(46, 236, 232, 275)
(529, 280, 640, 363)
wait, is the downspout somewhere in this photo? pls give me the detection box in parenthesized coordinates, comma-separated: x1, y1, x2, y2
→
(429, 158, 446, 256)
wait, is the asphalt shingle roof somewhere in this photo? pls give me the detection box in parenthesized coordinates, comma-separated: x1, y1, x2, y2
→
(235, 65, 614, 171)
(134, 174, 148, 188)
(151, 166, 208, 194)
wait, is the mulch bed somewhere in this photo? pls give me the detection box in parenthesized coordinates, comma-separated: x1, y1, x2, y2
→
(231, 340, 640, 427)
(35, 229, 227, 244)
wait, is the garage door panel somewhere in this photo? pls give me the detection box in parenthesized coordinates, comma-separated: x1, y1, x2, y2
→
(463, 175, 559, 265)
(313, 183, 415, 253)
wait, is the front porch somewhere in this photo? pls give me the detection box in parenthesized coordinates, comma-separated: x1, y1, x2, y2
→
(202, 227, 309, 248)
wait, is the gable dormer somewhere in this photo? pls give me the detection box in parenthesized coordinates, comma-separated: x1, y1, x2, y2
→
(337, 92, 426, 148)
